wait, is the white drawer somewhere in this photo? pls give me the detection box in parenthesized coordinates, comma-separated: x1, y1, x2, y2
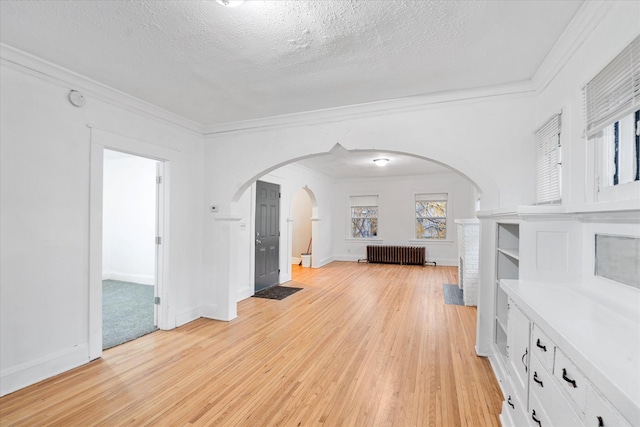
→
(500, 375, 530, 427)
(531, 324, 554, 372)
(584, 385, 632, 427)
(553, 348, 587, 412)
(529, 392, 552, 427)
(530, 355, 582, 427)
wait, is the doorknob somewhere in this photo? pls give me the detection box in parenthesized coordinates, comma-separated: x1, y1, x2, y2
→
(256, 239, 262, 245)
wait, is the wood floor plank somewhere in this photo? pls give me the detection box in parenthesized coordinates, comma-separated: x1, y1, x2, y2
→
(0, 262, 502, 426)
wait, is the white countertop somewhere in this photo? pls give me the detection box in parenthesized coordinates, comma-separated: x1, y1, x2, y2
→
(500, 279, 640, 424)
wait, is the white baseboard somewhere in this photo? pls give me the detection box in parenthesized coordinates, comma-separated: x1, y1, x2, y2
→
(430, 257, 457, 266)
(102, 271, 154, 285)
(1, 344, 89, 397)
(329, 255, 457, 266)
(201, 304, 237, 322)
(333, 254, 364, 262)
(314, 256, 335, 267)
(291, 257, 301, 265)
(237, 287, 254, 302)
(175, 306, 202, 327)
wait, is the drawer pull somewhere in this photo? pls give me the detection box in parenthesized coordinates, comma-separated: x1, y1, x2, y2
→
(507, 396, 514, 409)
(597, 416, 604, 427)
(536, 338, 547, 352)
(533, 371, 544, 387)
(522, 348, 528, 372)
(532, 410, 542, 427)
(562, 368, 577, 388)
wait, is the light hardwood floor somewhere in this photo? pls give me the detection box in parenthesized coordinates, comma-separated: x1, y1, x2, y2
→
(0, 262, 502, 426)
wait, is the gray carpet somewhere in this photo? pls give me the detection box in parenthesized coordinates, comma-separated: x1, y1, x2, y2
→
(103, 280, 157, 349)
(443, 284, 465, 306)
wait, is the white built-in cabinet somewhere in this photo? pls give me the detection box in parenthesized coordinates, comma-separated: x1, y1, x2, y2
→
(500, 288, 634, 427)
(494, 222, 520, 364)
(506, 301, 529, 405)
(481, 210, 639, 427)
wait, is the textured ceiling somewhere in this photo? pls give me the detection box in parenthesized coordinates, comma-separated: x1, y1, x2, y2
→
(0, 0, 583, 127)
(296, 145, 451, 179)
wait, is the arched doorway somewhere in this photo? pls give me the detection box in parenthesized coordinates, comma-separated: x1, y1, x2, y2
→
(291, 187, 313, 267)
(206, 145, 495, 322)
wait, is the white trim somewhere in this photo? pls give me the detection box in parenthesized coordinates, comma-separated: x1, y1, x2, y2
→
(203, 81, 534, 136)
(237, 287, 254, 302)
(89, 128, 176, 361)
(332, 255, 456, 266)
(102, 272, 154, 285)
(88, 143, 104, 361)
(334, 254, 364, 262)
(428, 257, 457, 266)
(200, 304, 220, 320)
(314, 256, 335, 268)
(0, 43, 203, 134)
(0, 344, 89, 397)
(531, 1, 614, 93)
(175, 306, 202, 327)
(408, 239, 454, 245)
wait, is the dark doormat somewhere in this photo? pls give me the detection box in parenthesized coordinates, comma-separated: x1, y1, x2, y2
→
(443, 284, 465, 306)
(253, 286, 303, 300)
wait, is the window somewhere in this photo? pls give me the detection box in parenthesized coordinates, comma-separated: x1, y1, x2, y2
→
(535, 113, 562, 204)
(585, 35, 640, 199)
(597, 111, 639, 189)
(350, 195, 378, 238)
(415, 193, 447, 239)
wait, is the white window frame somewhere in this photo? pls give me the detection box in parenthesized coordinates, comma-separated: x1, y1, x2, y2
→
(585, 34, 640, 203)
(348, 195, 379, 239)
(414, 193, 448, 240)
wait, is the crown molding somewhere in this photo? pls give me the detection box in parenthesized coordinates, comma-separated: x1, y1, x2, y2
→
(531, 1, 614, 93)
(2, 0, 613, 141)
(0, 43, 204, 135)
(203, 80, 535, 137)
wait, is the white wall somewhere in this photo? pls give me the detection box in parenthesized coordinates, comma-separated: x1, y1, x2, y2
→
(533, 1, 640, 207)
(475, 1, 640, 356)
(229, 163, 335, 304)
(291, 188, 313, 261)
(3, 1, 637, 398)
(0, 58, 205, 396)
(204, 93, 535, 212)
(332, 172, 476, 266)
(530, 0, 640, 289)
(202, 88, 535, 321)
(103, 153, 157, 285)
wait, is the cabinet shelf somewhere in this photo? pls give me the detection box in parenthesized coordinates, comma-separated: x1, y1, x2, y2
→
(497, 247, 520, 261)
(495, 321, 508, 360)
(494, 222, 520, 373)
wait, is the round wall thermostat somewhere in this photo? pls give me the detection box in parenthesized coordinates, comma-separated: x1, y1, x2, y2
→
(68, 90, 86, 107)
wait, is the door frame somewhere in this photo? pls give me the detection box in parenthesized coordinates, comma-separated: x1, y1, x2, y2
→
(88, 127, 173, 360)
(253, 180, 280, 292)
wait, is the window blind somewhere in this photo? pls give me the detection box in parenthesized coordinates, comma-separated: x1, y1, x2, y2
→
(535, 114, 562, 204)
(584, 34, 640, 137)
(350, 195, 378, 207)
(415, 193, 447, 202)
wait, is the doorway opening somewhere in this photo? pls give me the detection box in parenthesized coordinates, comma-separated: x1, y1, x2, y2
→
(291, 187, 313, 268)
(102, 149, 161, 349)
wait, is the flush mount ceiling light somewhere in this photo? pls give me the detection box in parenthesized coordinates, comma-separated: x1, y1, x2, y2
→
(216, 0, 244, 7)
(373, 158, 390, 167)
